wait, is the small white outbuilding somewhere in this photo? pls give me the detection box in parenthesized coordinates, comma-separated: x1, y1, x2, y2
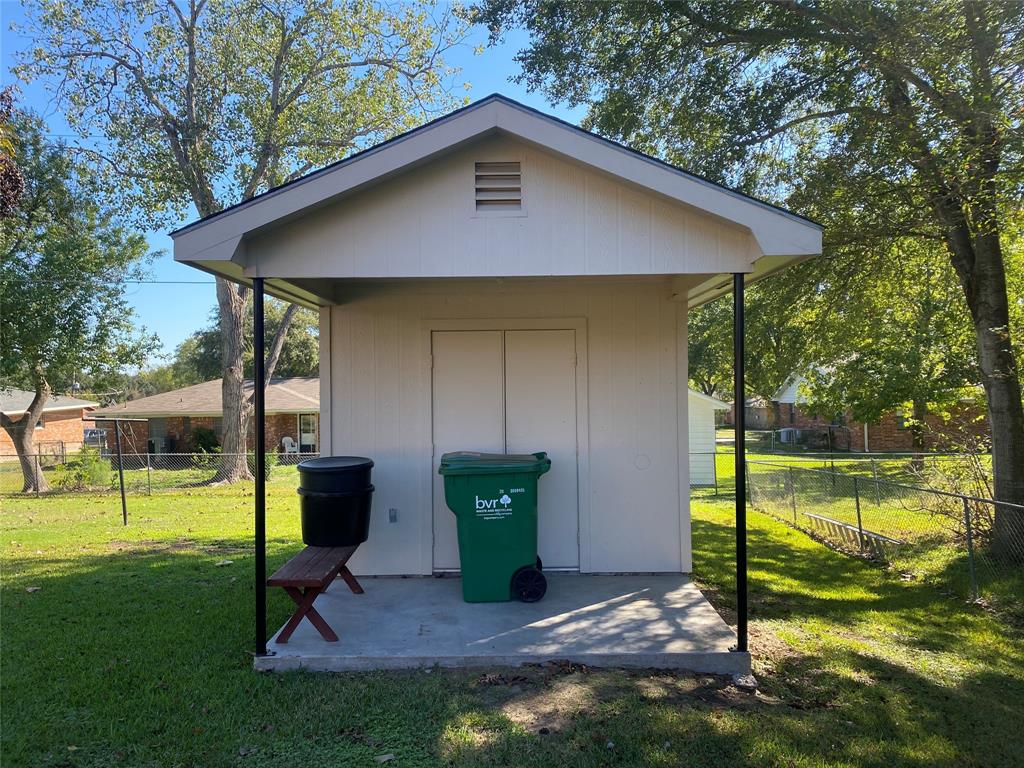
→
(173, 95, 821, 578)
(688, 389, 730, 486)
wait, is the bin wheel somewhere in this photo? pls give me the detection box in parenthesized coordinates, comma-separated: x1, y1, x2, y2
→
(512, 566, 547, 603)
(536, 555, 543, 571)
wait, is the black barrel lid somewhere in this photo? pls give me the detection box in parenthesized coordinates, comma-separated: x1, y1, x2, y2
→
(297, 456, 374, 472)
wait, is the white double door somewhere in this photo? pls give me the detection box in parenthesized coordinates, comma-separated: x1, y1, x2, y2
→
(432, 329, 579, 570)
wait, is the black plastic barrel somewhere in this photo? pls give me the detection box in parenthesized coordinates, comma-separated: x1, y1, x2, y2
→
(297, 456, 374, 547)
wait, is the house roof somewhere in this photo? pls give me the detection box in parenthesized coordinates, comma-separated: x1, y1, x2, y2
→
(0, 388, 98, 416)
(172, 94, 822, 309)
(687, 388, 730, 410)
(93, 378, 319, 418)
(773, 374, 808, 405)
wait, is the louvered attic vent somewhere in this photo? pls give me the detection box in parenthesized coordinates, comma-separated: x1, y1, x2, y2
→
(475, 161, 522, 211)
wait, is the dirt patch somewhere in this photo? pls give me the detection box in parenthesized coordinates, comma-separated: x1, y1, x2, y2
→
(470, 662, 771, 736)
(106, 538, 247, 556)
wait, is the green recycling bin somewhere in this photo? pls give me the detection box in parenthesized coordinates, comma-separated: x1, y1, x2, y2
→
(439, 451, 551, 603)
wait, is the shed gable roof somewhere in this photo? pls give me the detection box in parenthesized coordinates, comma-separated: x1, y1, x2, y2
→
(173, 94, 821, 307)
(688, 389, 730, 410)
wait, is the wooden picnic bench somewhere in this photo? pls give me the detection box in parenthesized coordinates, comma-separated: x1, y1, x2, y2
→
(267, 545, 364, 644)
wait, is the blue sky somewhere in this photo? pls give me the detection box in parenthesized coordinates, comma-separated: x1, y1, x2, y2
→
(0, 2, 584, 366)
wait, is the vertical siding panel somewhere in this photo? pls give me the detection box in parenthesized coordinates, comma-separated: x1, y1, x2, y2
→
(584, 174, 618, 273)
(618, 188, 652, 273)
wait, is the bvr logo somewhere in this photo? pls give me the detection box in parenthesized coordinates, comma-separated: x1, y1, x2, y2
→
(475, 494, 513, 510)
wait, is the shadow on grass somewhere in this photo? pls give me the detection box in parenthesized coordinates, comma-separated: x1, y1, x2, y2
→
(430, 649, 1023, 768)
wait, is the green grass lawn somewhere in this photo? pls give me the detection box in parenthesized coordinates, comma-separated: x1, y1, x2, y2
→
(2, 486, 1023, 767)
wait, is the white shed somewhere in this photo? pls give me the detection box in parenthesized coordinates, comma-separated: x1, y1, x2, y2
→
(688, 389, 729, 486)
(173, 95, 821, 579)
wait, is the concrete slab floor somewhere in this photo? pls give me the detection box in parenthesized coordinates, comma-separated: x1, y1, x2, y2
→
(255, 574, 749, 675)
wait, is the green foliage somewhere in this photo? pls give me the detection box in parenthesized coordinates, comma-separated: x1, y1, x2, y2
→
(247, 451, 279, 480)
(0, 113, 157, 396)
(801, 238, 978, 426)
(180, 299, 320, 383)
(51, 447, 111, 490)
(687, 296, 732, 399)
(689, 269, 819, 407)
(190, 426, 220, 453)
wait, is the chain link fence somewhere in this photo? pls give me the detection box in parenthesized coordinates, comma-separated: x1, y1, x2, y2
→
(0, 451, 320, 495)
(746, 460, 1024, 612)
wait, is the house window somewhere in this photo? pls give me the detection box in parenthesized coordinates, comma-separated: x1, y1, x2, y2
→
(475, 161, 522, 212)
(896, 412, 908, 430)
(789, 404, 796, 424)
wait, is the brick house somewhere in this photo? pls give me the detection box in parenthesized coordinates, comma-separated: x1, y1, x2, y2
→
(0, 389, 99, 458)
(773, 375, 988, 452)
(92, 378, 319, 454)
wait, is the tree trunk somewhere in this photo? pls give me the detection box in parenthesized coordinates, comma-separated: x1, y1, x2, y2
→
(0, 381, 51, 493)
(211, 278, 252, 483)
(210, 281, 300, 484)
(973, 284, 1024, 562)
(963, 233, 1024, 561)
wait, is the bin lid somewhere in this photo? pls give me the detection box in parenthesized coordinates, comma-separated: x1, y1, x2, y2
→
(297, 456, 374, 473)
(438, 451, 550, 475)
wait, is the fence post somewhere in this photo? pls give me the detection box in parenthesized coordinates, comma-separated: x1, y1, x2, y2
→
(114, 423, 127, 526)
(871, 459, 881, 506)
(147, 453, 152, 496)
(712, 452, 718, 498)
(853, 476, 864, 553)
(962, 496, 979, 602)
(789, 466, 797, 523)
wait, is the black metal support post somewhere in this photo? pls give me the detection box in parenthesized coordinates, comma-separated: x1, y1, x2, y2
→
(253, 278, 268, 657)
(733, 273, 748, 654)
(114, 422, 127, 526)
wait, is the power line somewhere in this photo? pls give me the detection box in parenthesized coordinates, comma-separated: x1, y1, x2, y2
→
(124, 280, 215, 285)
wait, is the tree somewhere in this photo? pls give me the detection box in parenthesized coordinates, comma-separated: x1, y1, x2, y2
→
(689, 269, 820, 419)
(687, 296, 732, 399)
(19, 0, 466, 481)
(477, 0, 1024, 555)
(178, 300, 320, 382)
(801, 239, 979, 451)
(0, 114, 156, 492)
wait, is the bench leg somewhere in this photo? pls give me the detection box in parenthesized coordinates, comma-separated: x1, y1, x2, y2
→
(276, 586, 339, 644)
(337, 565, 364, 595)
